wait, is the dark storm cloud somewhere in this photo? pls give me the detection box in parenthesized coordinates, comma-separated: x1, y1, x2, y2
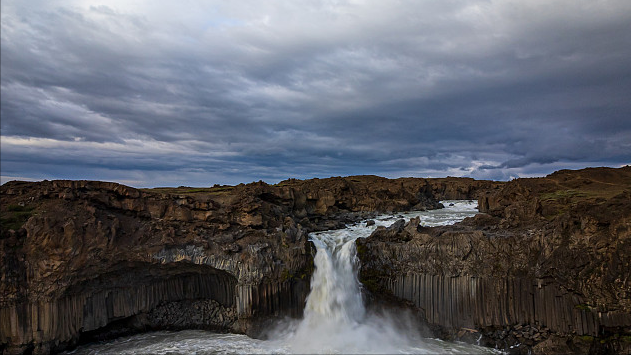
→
(2, 0, 630, 186)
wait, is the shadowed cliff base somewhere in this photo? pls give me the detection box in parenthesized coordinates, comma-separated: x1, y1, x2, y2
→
(1, 167, 630, 354)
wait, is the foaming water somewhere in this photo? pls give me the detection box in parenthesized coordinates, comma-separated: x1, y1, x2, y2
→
(275, 235, 419, 353)
(280, 227, 389, 353)
(273, 200, 488, 354)
(64, 201, 501, 355)
(63, 331, 272, 354)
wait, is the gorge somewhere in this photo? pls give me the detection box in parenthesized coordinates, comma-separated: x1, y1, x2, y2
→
(1, 167, 630, 354)
(62, 200, 497, 354)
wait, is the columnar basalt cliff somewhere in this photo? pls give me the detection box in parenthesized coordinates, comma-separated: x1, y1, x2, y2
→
(3, 169, 628, 354)
(0, 175, 495, 354)
(357, 167, 631, 354)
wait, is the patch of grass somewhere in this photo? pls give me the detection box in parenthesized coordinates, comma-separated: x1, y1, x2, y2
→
(208, 186, 234, 194)
(141, 186, 235, 195)
(540, 189, 588, 201)
(275, 179, 299, 187)
(540, 189, 593, 219)
(141, 187, 180, 194)
(183, 188, 209, 193)
(1, 205, 35, 231)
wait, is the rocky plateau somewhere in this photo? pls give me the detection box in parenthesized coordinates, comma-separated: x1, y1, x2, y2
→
(1, 168, 629, 354)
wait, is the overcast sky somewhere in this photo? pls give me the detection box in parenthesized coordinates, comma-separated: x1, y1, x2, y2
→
(1, 0, 630, 187)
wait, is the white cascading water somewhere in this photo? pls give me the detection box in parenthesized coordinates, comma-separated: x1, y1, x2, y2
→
(280, 200, 493, 354)
(286, 230, 424, 353)
(303, 231, 365, 323)
(63, 201, 500, 354)
(286, 228, 383, 353)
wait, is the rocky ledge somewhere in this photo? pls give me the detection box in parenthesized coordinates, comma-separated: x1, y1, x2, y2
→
(357, 166, 631, 354)
(0, 175, 496, 354)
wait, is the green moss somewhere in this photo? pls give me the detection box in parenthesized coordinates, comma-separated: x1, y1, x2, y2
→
(360, 279, 377, 291)
(356, 243, 368, 259)
(577, 335, 594, 342)
(358, 265, 391, 295)
(299, 258, 315, 280)
(280, 269, 291, 282)
(574, 303, 592, 311)
(280, 257, 315, 282)
(593, 334, 631, 344)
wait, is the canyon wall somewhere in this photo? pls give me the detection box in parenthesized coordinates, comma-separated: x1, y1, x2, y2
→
(1, 175, 477, 354)
(357, 167, 631, 354)
(4, 168, 628, 354)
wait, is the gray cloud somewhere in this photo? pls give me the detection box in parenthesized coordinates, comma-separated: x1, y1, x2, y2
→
(2, 0, 630, 186)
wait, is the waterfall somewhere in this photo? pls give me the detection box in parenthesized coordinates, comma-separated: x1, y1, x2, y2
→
(304, 232, 365, 323)
(284, 226, 420, 354)
(278, 200, 492, 354)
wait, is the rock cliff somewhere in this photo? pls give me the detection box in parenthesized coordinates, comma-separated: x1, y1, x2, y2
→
(1, 175, 490, 354)
(5, 169, 625, 355)
(357, 166, 631, 354)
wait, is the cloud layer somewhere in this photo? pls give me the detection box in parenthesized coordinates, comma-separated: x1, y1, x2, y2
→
(2, 0, 630, 186)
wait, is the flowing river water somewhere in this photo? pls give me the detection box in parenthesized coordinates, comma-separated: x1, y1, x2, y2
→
(65, 201, 502, 354)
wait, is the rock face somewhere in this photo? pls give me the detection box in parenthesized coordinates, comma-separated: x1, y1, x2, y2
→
(5, 169, 627, 355)
(0, 175, 465, 354)
(357, 166, 631, 354)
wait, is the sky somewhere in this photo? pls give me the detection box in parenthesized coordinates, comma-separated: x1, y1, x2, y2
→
(1, 0, 630, 187)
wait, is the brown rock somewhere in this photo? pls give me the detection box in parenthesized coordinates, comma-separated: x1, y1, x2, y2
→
(532, 336, 572, 355)
(357, 166, 631, 354)
(1, 174, 456, 353)
(3, 167, 628, 354)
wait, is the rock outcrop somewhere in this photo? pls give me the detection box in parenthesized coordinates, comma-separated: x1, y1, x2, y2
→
(0, 175, 463, 354)
(357, 166, 631, 354)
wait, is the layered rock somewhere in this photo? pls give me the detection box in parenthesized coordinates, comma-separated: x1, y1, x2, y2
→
(357, 166, 631, 354)
(0, 175, 455, 354)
